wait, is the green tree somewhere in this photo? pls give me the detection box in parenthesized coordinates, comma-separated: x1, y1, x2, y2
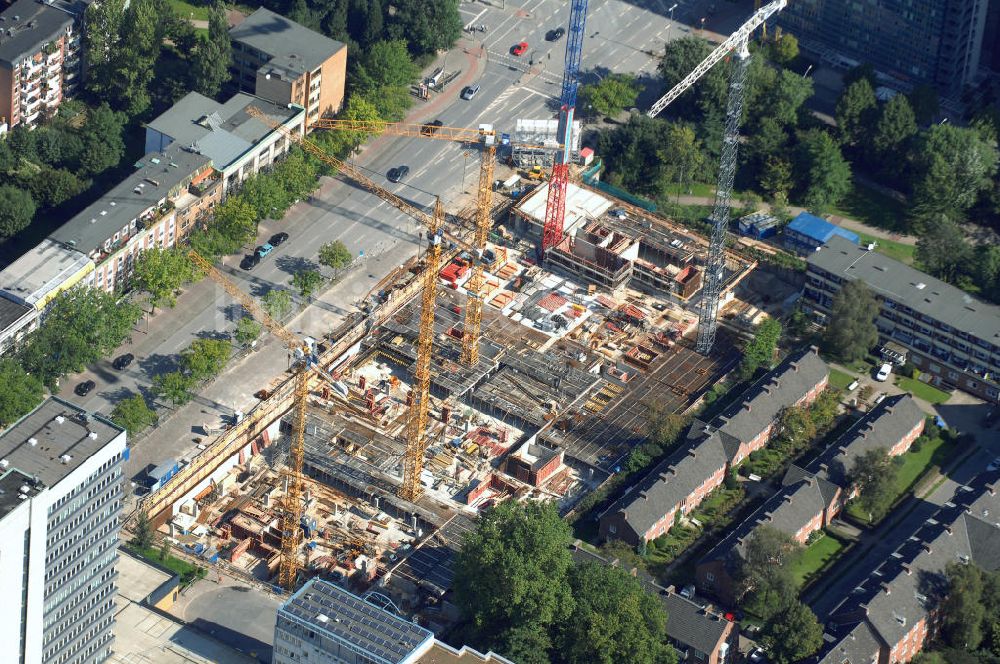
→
(355, 39, 419, 92)
(0, 139, 14, 172)
(315, 95, 383, 158)
(293, 270, 325, 298)
(158, 538, 171, 561)
(941, 562, 985, 651)
(760, 601, 824, 664)
(794, 129, 852, 214)
(848, 447, 900, 522)
(180, 338, 231, 381)
(84, 0, 127, 100)
(658, 36, 728, 118)
(497, 625, 552, 664)
(760, 156, 794, 199)
(454, 502, 574, 651)
(0, 359, 44, 428)
(106, 0, 162, 116)
(0, 185, 36, 237)
(557, 564, 676, 664)
(738, 317, 782, 381)
(386, 0, 461, 56)
(746, 116, 789, 177)
(190, 0, 232, 97)
(908, 83, 940, 125)
(579, 74, 641, 119)
(758, 69, 814, 128)
(822, 279, 879, 363)
(132, 248, 196, 312)
(153, 370, 195, 406)
(234, 317, 262, 346)
(915, 215, 973, 284)
(770, 33, 799, 65)
(660, 122, 707, 199)
(132, 510, 154, 549)
(79, 103, 126, 175)
(737, 525, 802, 619)
(18, 288, 143, 388)
(871, 94, 918, 166)
(25, 168, 88, 208)
(909, 124, 999, 225)
(262, 289, 293, 320)
(110, 394, 158, 435)
(319, 240, 353, 272)
(836, 78, 878, 146)
(213, 197, 259, 247)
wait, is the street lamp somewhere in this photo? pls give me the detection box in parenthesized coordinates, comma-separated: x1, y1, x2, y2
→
(666, 3, 678, 42)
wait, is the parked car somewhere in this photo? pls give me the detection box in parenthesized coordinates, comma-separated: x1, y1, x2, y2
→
(748, 647, 768, 663)
(387, 165, 410, 183)
(255, 243, 274, 259)
(461, 84, 481, 100)
(240, 254, 260, 271)
(511, 41, 529, 56)
(875, 363, 892, 381)
(75, 380, 96, 397)
(609, 208, 627, 220)
(112, 353, 135, 370)
(269, 232, 289, 246)
(679, 584, 695, 599)
(421, 119, 444, 135)
(546, 27, 566, 41)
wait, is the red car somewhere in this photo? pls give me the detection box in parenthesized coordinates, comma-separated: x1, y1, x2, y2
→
(511, 41, 528, 56)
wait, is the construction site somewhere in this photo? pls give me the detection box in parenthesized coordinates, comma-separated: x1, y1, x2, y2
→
(134, 0, 787, 630)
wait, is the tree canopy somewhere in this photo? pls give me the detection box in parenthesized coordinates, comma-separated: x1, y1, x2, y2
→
(822, 279, 879, 363)
(738, 317, 782, 381)
(737, 525, 802, 620)
(759, 601, 824, 664)
(319, 240, 354, 271)
(0, 359, 44, 428)
(909, 124, 998, 226)
(579, 74, 641, 119)
(180, 338, 232, 381)
(0, 185, 37, 238)
(293, 269, 325, 298)
(190, 0, 232, 97)
(836, 78, 878, 147)
(132, 248, 197, 312)
(110, 394, 158, 435)
(848, 447, 900, 522)
(386, 0, 461, 56)
(794, 129, 852, 214)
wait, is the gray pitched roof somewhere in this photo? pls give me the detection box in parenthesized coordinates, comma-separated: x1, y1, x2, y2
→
(144, 92, 303, 172)
(782, 464, 842, 507)
(49, 146, 210, 254)
(815, 621, 882, 664)
(606, 426, 730, 537)
(805, 394, 926, 486)
(568, 544, 731, 656)
(0, 0, 74, 64)
(713, 346, 828, 445)
(0, 294, 32, 328)
(809, 235, 1000, 347)
(229, 8, 345, 74)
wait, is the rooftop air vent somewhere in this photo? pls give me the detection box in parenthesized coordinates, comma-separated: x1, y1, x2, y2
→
(54, 416, 65, 425)
(915, 283, 926, 290)
(28, 437, 38, 446)
(316, 614, 329, 623)
(0, 459, 7, 469)
(59, 454, 71, 464)
(88, 431, 98, 440)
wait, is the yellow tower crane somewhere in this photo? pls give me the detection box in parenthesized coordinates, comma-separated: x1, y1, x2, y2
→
(309, 118, 498, 366)
(187, 250, 311, 591)
(244, 108, 476, 501)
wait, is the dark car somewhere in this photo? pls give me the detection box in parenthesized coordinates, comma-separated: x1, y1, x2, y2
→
(269, 232, 289, 246)
(387, 165, 410, 183)
(420, 119, 444, 136)
(546, 27, 566, 41)
(240, 254, 260, 271)
(75, 380, 96, 397)
(112, 353, 135, 370)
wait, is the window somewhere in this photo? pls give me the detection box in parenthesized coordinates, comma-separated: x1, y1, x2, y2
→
(705, 572, 715, 582)
(608, 524, 617, 535)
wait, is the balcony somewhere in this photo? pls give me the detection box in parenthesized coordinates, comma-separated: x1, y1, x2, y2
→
(138, 202, 175, 230)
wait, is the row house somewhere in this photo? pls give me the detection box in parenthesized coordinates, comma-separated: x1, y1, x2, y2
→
(598, 347, 829, 546)
(805, 235, 1000, 403)
(817, 474, 1000, 663)
(144, 91, 306, 195)
(696, 394, 926, 606)
(0, 0, 80, 131)
(48, 146, 221, 293)
(570, 544, 738, 664)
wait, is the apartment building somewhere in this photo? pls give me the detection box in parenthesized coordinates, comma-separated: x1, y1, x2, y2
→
(48, 145, 220, 293)
(145, 92, 305, 194)
(229, 8, 346, 126)
(0, 397, 127, 664)
(804, 235, 1000, 403)
(274, 578, 514, 664)
(598, 347, 829, 546)
(0, 295, 36, 355)
(570, 543, 738, 664)
(778, 0, 989, 97)
(0, 0, 80, 130)
(817, 472, 1000, 663)
(697, 394, 926, 606)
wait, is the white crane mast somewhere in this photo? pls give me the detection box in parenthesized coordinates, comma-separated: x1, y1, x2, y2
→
(647, 0, 787, 118)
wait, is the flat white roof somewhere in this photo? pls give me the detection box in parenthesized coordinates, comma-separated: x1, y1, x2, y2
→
(517, 182, 613, 235)
(116, 553, 172, 604)
(0, 239, 93, 309)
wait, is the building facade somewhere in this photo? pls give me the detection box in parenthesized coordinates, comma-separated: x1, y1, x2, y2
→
(782, 213, 859, 256)
(229, 8, 346, 126)
(777, 0, 989, 97)
(144, 92, 305, 194)
(0, 0, 81, 131)
(804, 235, 1000, 402)
(48, 146, 220, 293)
(0, 397, 126, 664)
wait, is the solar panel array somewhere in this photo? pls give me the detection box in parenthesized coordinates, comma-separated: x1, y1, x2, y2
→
(283, 580, 431, 664)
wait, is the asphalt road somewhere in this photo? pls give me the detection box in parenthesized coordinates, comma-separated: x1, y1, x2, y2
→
(50, 0, 701, 486)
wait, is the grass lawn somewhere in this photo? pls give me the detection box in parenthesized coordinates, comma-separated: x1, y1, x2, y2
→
(789, 532, 847, 586)
(896, 377, 952, 404)
(128, 544, 206, 585)
(855, 231, 916, 265)
(167, 0, 210, 21)
(828, 368, 856, 390)
(830, 183, 908, 234)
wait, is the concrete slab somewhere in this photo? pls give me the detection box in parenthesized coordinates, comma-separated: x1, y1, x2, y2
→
(117, 553, 172, 605)
(111, 601, 257, 664)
